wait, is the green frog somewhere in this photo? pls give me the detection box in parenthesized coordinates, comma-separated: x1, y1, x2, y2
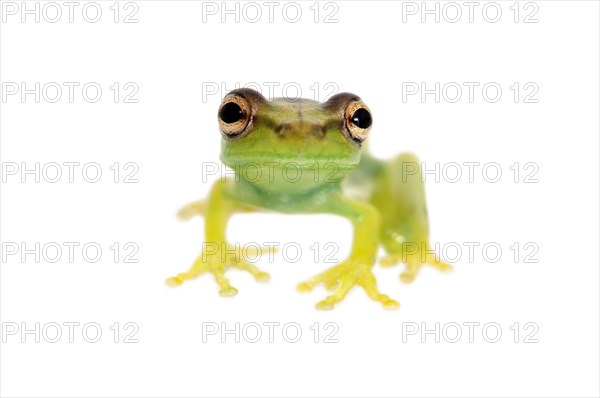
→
(166, 88, 451, 309)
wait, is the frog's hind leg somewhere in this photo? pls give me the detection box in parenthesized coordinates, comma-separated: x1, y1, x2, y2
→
(372, 153, 452, 283)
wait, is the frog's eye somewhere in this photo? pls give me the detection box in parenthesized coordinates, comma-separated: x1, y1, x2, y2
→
(345, 101, 372, 142)
(218, 95, 251, 137)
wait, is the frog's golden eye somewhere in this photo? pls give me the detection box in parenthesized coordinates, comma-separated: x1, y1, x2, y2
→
(345, 101, 372, 142)
(218, 95, 251, 137)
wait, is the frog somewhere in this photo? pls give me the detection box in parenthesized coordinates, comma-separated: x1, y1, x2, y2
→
(166, 88, 452, 309)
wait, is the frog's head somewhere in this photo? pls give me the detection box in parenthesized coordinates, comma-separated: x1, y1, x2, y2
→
(218, 88, 373, 187)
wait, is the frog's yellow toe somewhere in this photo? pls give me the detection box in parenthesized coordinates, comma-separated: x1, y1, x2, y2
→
(297, 282, 313, 293)
(219, 286, 239, 297)
(379, 255, 401, 267)
(431, 260, 453, 271)
(315, 298, 335, 311)
(324, 280, 339, 291)
(400, 272, 416, 284)
(254, 272, 270, 282)
(165, 276, 184, 287)
(177, 210, 193, 221)
(382, 298, 400, 309)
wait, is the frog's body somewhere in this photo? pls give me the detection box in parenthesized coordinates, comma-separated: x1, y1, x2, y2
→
(167, 89, 451, 309)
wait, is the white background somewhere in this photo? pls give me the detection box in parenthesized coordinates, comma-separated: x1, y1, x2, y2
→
(1, 1, 599, 397)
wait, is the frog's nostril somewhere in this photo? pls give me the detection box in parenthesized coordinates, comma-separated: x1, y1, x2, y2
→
(310, 125, 326, 137)
(274, 123, 290, 136)
(274, 123, 325, 138)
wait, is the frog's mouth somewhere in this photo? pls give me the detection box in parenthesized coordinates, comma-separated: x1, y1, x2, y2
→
(222, 156, 359, 172)
(220, 157, 357, 190)
(221, 147, 360, 170)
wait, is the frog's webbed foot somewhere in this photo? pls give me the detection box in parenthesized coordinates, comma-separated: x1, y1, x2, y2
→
(297, 260, 400, 310)
(165, 244, 270, 296)
(379, 247, 452, 283)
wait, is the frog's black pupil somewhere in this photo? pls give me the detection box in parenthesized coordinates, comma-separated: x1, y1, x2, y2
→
(219, 102, 244, 124)
(351, 108, 372, 129)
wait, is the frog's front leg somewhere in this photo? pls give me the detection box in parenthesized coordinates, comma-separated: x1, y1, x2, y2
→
(166, 180, 270, 296)
(297, 193, 399, 310)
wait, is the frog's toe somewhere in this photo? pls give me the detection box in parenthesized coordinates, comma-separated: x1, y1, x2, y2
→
(254, 271, 270, 282)
(177, 209, 193, 221)
(177, 200, 206, 220)
(380, 247, 453, 283)
(378, 255, 402, 267)
(227, 259, 271, 282)
(297, 282, 313, 293)
(382, 298, 400, 310)
(297, 265, 342, 293)
(315, 297, 336, 311)
(165, 269, 204, 287)
(399, 272, 416, 284)
(219, 286, 239, 297)
(324, 280, 339, 291)
(429, 259, 453, 271)
(298, 278, 337, 294)
(358, 271, 400, 309)
(165, 276, 184, 287)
